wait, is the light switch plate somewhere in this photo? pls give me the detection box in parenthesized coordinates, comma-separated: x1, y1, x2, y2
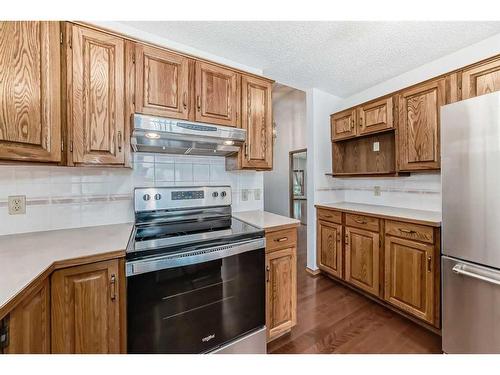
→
(241, 189, 249, 201)
(373, 142, 380, 152)
(8, 195, 26, 215)
(374, 186, 381, 196)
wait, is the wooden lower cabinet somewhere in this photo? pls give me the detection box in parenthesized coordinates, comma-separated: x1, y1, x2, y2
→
(3, 279, 50, 354)
(345, 227, 380, 297)
(51, 259, 121, 353)
(265, 228, 297, 342)
(317, 220, 342, 278)
(384, 236, 436, 325)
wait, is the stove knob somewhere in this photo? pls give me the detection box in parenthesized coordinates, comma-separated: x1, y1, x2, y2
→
(220, 191, 227, 198)
(143, 194, 151, 201)
(154, 193, 162, 200)
(212, 192, 219, 198)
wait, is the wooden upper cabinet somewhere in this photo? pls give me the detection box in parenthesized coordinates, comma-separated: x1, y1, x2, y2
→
(384, 236, 435, 325)
(345, 227, 380, 297)
(331, 109, 356, 140)
(69, 24, 127, 165)
(357, 97, 393, 136)
(51, 259, 120, 354)
(135, 44, 191, 120)
(266, 247, 297, 341)
(317, 220, 343, 279)
(0, 21, 61, 163)
(195, 61, 240, 127)
(462, 57, 500, 99)
(4, 278, 50, 354)
(397, 79, 445, 171)
(240, 75, 273, 169)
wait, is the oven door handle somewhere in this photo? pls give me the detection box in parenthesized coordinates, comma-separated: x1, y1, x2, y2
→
(126, 238, 266, 276)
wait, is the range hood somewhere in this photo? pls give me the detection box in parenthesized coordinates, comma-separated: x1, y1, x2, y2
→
(131, 114, 246, 156)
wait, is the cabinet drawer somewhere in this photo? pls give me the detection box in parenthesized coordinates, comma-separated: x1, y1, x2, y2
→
(345, 213, 379, 232)
(317, 208, 342, 224)
(266, 228, 297, 253)
(385, 220, 434, 244)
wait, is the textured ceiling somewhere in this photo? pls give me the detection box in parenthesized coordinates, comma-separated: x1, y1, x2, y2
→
(121, 21, 500, 97)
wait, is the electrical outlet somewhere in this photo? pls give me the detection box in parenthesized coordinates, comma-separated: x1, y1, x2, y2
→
(254, 189, 261, 201)
(374, 186, 381, 196)
(241, 189, 249, 201)
(373, 142, 380, 152)
(8, 195, 26, 215)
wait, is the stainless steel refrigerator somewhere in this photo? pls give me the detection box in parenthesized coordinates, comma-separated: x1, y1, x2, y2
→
(441, 91, 500, 353)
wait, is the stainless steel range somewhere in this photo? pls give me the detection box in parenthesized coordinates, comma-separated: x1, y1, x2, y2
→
(126, 186, 266, 354)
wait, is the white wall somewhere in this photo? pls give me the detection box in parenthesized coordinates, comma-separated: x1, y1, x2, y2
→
(306, 88, 344, 271)
(263, 86, 306, 217)
(0, 154, 263, 236)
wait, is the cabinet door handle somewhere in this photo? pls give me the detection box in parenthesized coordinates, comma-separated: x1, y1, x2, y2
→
(117, 131, 122, 153)
(110, 274, 117, 301)
(266, 266, 270, 282)
(196, 95, 201, 111)
(183, 92, 187, 109)
(427, 257, 432, 272)
(359, 117, 363, 126)
(351, 120, 354, 130)
(275, 237, 288, 243)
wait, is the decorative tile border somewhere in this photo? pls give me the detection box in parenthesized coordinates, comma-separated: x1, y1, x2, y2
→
(316, 186, 440, 195)
(0, 194, 133, 207)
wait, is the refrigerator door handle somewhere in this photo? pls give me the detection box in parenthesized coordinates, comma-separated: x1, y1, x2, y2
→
(452, 264, 500, 286)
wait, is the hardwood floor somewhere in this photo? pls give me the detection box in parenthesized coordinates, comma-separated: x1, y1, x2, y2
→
(267, 224, 442, 354)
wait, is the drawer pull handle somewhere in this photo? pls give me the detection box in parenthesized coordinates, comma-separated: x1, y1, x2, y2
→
(110, 274, 117, 301)
(399, 228, 416, 234)
(354, 218, 368, 224)
(275, 237, 288, 242)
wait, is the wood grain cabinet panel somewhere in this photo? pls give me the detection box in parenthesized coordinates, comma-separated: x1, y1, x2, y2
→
(4, 279, 50, 354)
(195, 61, 240, 127)
(462, 57, 500, 99)
(397, 79, 445, 171)
(135, 44, 191, 119)
(317, 220, 343, 279)
(331, 109, 356, 140)
(0, 21, 61, 163)
(266, 247, 297, 341)
(69, 25, 126, 165)
(357, 97, 393, 136)
(51, 259, 120, 353)
(240, 75, 273, 169)
(384, 236, 435, 325)
(345, 227, 380, 297)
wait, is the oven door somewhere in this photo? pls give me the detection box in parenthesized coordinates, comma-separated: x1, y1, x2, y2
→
(126, 238, 265, 354)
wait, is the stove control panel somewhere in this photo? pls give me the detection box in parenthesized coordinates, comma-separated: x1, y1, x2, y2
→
(135, 186, 231, 212)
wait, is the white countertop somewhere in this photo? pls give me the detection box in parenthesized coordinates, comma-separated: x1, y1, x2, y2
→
(0, 223, 133, 315)
(233, 210, 300, 230)
(316, 202, 441, 226)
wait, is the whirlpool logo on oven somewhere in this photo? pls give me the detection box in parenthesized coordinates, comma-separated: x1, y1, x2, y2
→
(202, 333, 216, 343)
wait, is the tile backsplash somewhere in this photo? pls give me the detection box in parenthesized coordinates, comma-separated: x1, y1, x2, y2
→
(0, 153, 264, 235)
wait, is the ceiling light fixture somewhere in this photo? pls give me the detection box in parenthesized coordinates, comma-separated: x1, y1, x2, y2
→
(145, 132, 161, 139)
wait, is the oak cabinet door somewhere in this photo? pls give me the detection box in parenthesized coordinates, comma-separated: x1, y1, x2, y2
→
(462, 57, 500, 99)
(384, 236, 435, 325)
(357, 97, 393, 136)
(0, 21, 61, 162)
(240, 75, 273, 169)
(51, 259, 120, 353)
(317, 220, 343, 278)
(135, 44, 191, 119)
(195, 61, 240, 127)
(397, 79, 445, 171)
(331, 109, 356, 140)
(4, 278, 50, 354)
(266, 247, 297, 341)
(70, 25, 126, 165)
(345, 227, 380, 297)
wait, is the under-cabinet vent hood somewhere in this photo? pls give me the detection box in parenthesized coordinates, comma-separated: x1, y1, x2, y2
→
(131, 114, 246, 156)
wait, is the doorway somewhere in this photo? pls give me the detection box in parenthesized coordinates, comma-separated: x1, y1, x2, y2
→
(289, 149, 307, 225)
